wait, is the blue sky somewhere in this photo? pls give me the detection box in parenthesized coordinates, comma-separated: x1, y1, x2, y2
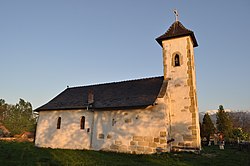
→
(0, 1, 249, 112)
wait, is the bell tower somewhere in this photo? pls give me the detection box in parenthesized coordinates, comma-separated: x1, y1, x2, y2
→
(156, 11, 201, 151)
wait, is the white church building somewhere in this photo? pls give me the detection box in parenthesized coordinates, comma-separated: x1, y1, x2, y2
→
(35, 15, 201, 154)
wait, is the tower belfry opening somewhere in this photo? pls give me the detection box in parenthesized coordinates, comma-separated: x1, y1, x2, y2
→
(174, 54, 180, 67)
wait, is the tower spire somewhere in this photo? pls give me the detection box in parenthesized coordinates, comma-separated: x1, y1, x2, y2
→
(173, 9, 179, 22)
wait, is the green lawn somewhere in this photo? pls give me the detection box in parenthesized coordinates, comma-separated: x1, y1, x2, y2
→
(0, 141, 249, 166)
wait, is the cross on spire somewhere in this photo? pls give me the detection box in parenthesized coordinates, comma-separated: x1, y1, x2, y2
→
(173, 9, 179, 22)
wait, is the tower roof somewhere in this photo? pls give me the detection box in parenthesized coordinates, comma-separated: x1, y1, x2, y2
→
(156, 21, 198, 47)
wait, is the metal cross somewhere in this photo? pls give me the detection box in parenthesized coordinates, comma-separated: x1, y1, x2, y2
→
(174, 9, 179, 22)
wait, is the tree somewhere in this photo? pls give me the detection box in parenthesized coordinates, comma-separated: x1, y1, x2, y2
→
(201, 113, 215, 144)
(1, 99, 36, 135)
(0, 99, 8, 121)
(232, 127, 249, 141)
(216, 105, 233, 141)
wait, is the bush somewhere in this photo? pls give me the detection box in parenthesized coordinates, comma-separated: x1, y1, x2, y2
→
(0, 99, 36, 135)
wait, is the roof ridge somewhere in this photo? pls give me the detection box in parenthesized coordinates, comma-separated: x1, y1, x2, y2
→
(177, 21, 193, 33)
(163, 21, 192, 36)
(68, 76, 164, 89)
(165, 21, 177, 34)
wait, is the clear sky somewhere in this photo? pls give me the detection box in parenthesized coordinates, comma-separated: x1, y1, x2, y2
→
(0, 1, 250, 112)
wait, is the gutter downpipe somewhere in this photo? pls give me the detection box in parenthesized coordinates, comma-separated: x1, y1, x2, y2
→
(88, 105, 95, 150)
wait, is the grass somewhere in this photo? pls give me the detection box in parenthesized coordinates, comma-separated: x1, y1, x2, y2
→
(0, 141, 249, 166)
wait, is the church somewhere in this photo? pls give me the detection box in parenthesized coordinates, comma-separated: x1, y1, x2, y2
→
(34, 13, 201, 154)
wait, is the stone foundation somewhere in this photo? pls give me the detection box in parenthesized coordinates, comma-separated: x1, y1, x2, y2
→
(107, 131, 168, 154)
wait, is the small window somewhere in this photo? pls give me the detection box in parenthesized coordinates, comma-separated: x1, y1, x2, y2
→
(57, 117, 61, 129)
(112, 118, 116, 126)
(80, 116, 85, 129)
(174, 54, 180, 67)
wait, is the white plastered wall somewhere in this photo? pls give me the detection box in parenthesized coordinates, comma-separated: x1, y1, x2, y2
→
(35, 109, 93, 149)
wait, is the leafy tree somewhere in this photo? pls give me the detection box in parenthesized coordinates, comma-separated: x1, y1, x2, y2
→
(216, 105, 233, 141)
(0, 99, 8, 121)
(201, 113, 215, 143)
(1, 99, 36, 135)
(232, 127, 249, 141)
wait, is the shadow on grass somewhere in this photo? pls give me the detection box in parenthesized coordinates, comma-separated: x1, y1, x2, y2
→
(0, 141, 250, 166)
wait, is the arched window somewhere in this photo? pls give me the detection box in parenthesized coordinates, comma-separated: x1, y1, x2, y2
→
(57, 117, 61, 129)
(174, 54, 180, 67)
(80, 116, 85, 129)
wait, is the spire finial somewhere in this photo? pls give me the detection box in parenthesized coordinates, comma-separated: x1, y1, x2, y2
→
(173, 9, 179, 22)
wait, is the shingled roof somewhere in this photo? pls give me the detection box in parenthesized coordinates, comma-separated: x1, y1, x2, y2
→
(156, 21, 198, 47)
(35, 76, 165, 111)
